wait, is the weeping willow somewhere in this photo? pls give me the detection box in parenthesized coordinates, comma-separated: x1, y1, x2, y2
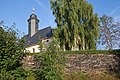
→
(50, 0, 99, 50)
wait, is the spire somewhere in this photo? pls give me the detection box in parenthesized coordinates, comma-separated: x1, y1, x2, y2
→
(32, 8, 35, 14)
(28, 8, 39, 37)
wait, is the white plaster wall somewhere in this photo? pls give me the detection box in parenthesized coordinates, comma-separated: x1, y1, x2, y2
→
(26, 45, 40, 53)
(25, 38, 52, 53)
(42, 38, 52, 45)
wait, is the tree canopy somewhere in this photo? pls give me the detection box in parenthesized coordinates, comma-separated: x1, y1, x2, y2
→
(0, 21, 27, 79)
(50, 0, 99, 50)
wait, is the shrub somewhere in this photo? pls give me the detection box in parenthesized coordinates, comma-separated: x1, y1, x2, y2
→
(35, 38, 65, 80)
(0, 22, 26, 79)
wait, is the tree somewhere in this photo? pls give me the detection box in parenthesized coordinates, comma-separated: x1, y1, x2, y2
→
(99, 15, 120, 50)
(50, 0, 99, 50)
(0, 21, 27, 79)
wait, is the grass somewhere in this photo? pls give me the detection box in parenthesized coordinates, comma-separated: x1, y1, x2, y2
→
(63, 72, 91, 80)
(63, 72, 120, 80)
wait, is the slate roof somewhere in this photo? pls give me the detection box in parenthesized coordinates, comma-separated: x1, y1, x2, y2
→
(23, 26, 52, 47)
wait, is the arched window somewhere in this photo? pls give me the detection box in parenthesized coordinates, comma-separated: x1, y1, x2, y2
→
(47, 40, 49, 42)
(33, 48, 35, 53)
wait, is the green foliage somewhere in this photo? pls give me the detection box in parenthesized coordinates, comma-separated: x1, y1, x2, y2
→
(26, 75, 36, 80)
(63, 72, 92, 80)
(0, 67, 28, 80)
(0, 24, 25, 70)
(0, 21, 26, 79)
(52, 28, 59, 39)
(26, 71, 36, 80)
(35, 38, 65, 80)
(38, 39, 44, 52)
(50, 0, 99, 50)
(99, 15, 120, 50)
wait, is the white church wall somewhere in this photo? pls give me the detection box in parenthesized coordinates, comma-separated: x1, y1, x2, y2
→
(42, 38, 52, 45)
(25, 38, 52, 53)
(26, 45, 40, 53)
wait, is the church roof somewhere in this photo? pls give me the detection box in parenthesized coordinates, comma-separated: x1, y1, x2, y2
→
(23, 26, 52, 47)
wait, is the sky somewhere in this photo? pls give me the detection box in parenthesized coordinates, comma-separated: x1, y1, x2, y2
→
(0, 0, 120, 35)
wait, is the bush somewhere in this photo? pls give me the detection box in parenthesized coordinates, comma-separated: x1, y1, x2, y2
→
(0, 67, 28, 80)
(35, 38, 65, 80)
(0, 22, 26, 79)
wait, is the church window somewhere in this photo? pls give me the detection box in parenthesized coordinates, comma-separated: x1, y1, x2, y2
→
(33, 48, 35, 53)
(47, 40, 49, 42)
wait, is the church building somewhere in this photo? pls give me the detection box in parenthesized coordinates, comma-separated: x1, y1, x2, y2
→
(24, 9, 52, 53)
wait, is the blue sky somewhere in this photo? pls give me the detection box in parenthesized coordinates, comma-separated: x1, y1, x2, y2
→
(0, 0, 120, 35)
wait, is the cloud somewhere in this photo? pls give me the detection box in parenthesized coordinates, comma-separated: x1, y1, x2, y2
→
(109, 7, 120, 16)
(35, 0, 45, 8)
(109, 7, 120, 22)
(114, 16, 120, 22)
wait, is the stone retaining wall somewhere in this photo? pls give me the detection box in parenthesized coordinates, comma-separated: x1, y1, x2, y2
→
(22, 53, 120, 73)
(21, 55, 41, 70)
(65, 54, 120, 73)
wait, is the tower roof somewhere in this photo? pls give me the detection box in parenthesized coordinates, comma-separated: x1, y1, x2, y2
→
(30, 13, 37, 19)
(29, 8, 37, 19)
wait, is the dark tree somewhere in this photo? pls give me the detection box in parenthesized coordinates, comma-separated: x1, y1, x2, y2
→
(99, 15, 120, 50)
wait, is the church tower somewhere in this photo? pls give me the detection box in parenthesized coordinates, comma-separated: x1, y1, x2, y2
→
(28, 8, 39, 37)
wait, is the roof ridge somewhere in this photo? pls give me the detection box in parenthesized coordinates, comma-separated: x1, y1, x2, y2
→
(39, 26, 51, 31)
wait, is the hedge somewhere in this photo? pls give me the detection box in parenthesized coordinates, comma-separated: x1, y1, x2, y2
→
(62, 49, 120, 54)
